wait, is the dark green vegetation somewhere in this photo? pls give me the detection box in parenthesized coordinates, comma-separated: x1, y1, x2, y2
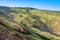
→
(0, 6, 60, 40)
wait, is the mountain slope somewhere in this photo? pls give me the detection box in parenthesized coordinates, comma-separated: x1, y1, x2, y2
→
(0, 6, 60, 40)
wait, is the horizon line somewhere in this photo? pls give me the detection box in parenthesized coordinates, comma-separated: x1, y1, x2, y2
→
(0, 5, 60, 11)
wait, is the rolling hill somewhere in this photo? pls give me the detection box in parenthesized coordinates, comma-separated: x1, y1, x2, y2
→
(0, 6, 60, 40)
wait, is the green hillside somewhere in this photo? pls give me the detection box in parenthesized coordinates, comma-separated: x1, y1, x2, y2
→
(0, 6, 60, 40)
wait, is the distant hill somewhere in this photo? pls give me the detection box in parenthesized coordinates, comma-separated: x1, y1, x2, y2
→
(0, 6, 60, 40)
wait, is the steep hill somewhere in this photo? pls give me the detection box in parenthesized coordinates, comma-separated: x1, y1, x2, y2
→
(0, 6, 60, 40)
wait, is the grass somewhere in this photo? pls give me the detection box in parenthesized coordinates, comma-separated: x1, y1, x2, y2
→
(0, 7, 60, 40)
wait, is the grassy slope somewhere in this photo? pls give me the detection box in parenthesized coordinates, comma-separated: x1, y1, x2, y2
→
(0, 6, 60, 40)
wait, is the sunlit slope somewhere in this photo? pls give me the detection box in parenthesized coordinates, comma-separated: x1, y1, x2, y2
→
(0, 6, 60, 40)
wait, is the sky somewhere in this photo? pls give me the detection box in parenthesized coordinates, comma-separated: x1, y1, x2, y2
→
(0, 0, 60, 11)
